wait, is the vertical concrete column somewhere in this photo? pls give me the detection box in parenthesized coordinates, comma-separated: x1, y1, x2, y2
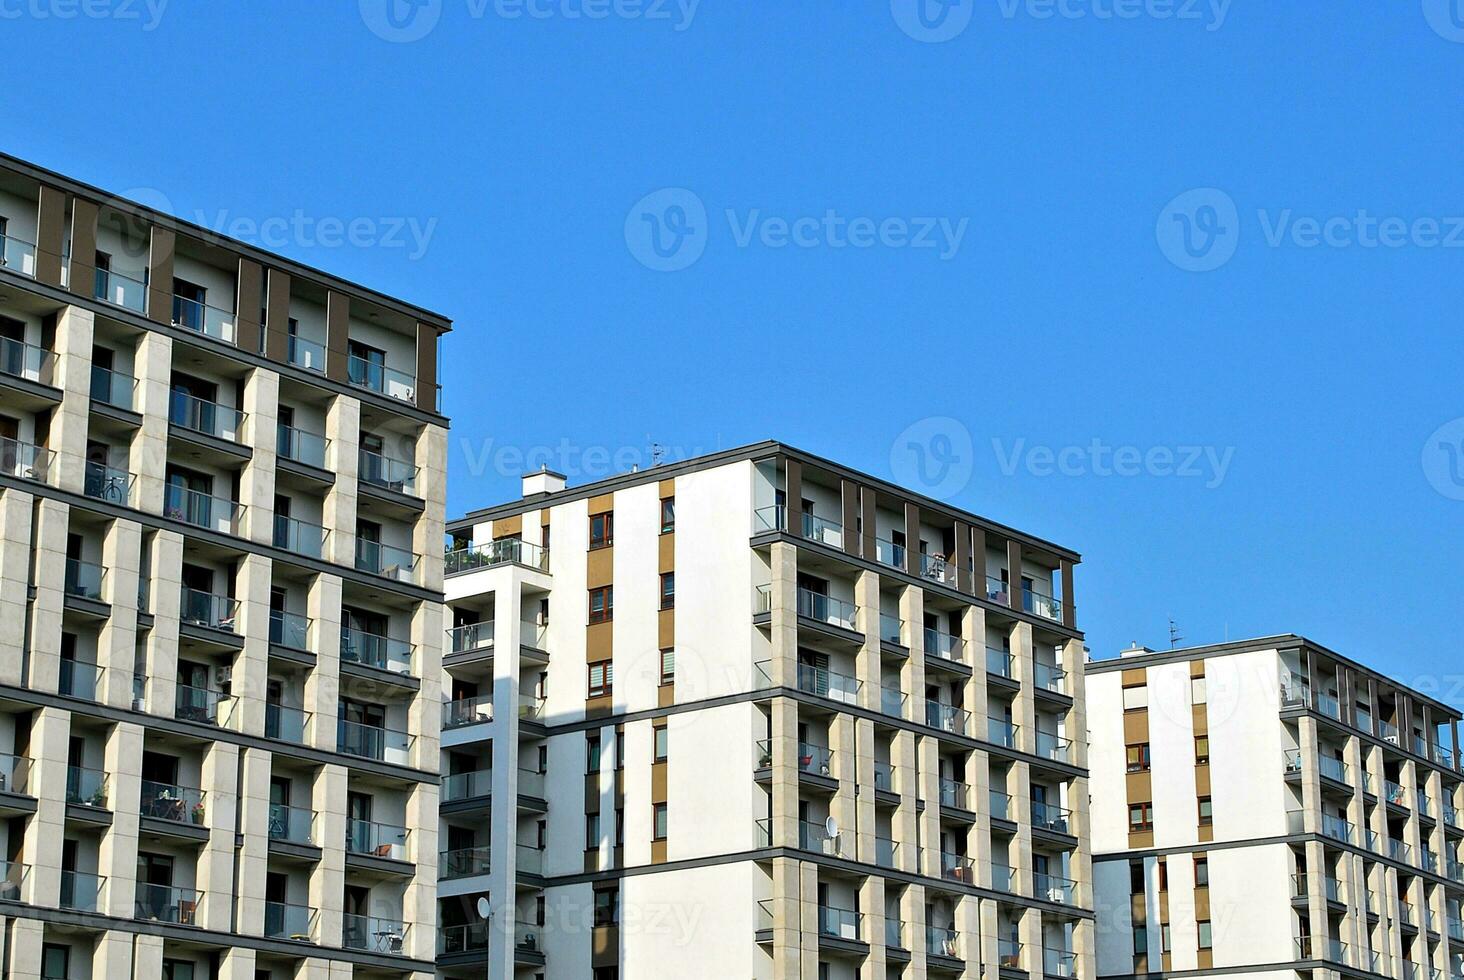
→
(218, 947, 259, 980)
(140, 528, 184, 718)
(239, 368, 279, 547)
(414, 422, 448, 592)
(1298, 716, 1324, 834)
(917, 735, 941, 875)
(1073, 916, 1096, 980)
(854, 569, 881, 713)
(901, 589, 928, 727)
(233, 552, 273, 736)
(768, 541, 798, 687)
(98, 721, 145, 917)
(830, 711, 858, 860)
(1020, 908, 1045, 980)
(970, 752, 994, 887)
(905, 882, 929, 975)
(310, 763, 349, 948)
(799, 860, 820, 978)
(130, 329, 173, 515)
(48, 305, 95, 494)
(98, 518, 141, 708)
(235, 747, 273, 937)
(770, 856, 802, 980)
(132, 934, 164, 978)
(197, 739, 240, 933)
(304, 573, 343, 751)
(92, 933, 135, 977)
(20, 706, 70, 906)
(0, 489, 35, 687)
(980, 896, 1001, 980)
(293, 960, 332, 980)
(894, 729, 919, 875)
(957, 892, 982, 979)
(1063, 637, 1088, 770)
(1070, 774, 1093, 908)
(1010, 622, 1037, 755)
(964, 606, 989, 736)
(404, 780, 441, 960)
(1011, 760, 1034, 897)
(408, 598, 444, 771)
(862, 876, 888, 973)
(322, 395, 360, 567)
(5, 917, 44, 980)
(26, 496, 68, 694)
(1304, 837, 1330, 952)
(855, 717, 877, 865)
(770, 697, 800, 848)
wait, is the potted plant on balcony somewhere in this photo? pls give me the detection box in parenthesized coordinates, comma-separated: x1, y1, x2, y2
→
(191, 800, 206, 825)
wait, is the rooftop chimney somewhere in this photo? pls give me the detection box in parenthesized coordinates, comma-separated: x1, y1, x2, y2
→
(1120, 642, 1154, 659)
(522, 467, 567, 499)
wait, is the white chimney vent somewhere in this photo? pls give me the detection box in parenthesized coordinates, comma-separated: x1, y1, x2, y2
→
(522, 467, 567, 498)
(1120, 642, 1154, 659)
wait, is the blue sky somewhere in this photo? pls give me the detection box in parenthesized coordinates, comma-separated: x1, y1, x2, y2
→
(5, 1, 1462, 689)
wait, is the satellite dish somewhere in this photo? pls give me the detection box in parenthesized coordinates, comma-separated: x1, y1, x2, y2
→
(824, 816, 840, 839)
(476, 897, 492, 921)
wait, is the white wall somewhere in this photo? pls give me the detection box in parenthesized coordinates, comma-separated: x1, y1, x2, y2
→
(621, 862, 764, 979)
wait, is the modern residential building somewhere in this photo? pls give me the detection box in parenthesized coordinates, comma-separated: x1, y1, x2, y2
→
(438, 442, 1092, 980)
(0, 154, 449, 979)
(1088, 637, 1464, 980)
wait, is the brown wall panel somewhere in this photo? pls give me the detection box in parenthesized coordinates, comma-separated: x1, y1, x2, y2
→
(414, 322, 437, 412)
(903, 502, 919, 575)
(840, 479, 860, 557)
(1061, 559, 1077, 628)
(1006, 539, 1023, 611)
(234, 258, 263, 353)
(34, 186, 67, 286)
(146, 227, 175, 324)
(325, 290, 350, 382)
(264, 268, 291, 363)
(588, 493, 615, 516)
(587, 548, 613, 588)
(955, 521, 972, 593)
(494, 515, 523, 538)
(66, 198, 98, 299)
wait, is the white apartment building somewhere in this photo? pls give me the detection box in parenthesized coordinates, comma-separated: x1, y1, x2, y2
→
(0, 154, 449, 979)
(1088, 637, 1464, 980)
(437, 442, 1092, 980)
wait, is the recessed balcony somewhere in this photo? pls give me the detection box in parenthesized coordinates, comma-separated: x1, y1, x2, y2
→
(0, 336, 54, 387)
(134, 882, 201, 925)
(274, 515, 328, 560)
(340, 626, 415, 675)
(347, 353, 417, 404)
(169, 390, 247, 444)
(444, 538, 548, 575)
(342, 913, 409, 954)
(94, 267, 148, 314)
(277, 423, 329, 469)
(83, 460, 136, 507)
(139, 779, 206, 826)
(355, 538, 420, 585)
(89, 364, 136, 411)
(165, 485, 245, 536)
(263, 901, 318, 943)
(0, 435, 53, 483)
(337, 719, 413, 765)
(171, 293, 237, 344)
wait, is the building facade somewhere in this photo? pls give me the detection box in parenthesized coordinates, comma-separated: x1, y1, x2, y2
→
(0, 155, 449, 979)
(1088, 637, 1464, 980)
(437, 442, 1092, 980)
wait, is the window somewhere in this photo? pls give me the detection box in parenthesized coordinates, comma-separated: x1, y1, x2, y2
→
(1198, 796, 1213, 825)
(1194, 855, 1209, 887)
(1191, 676, 1208, 704)
(1161, 925, 1173, 953)
(1132, 927, 1147, 955)
(615, 807, 624, 846)
(586, 812, 601, 849)
(654, 725, 668, 762)
(590, 512, 613, 550)
(1129, 802, 1154, 831)
(594, 886, 619, 927)
(653, 802, 668, 840)
(588, 661, 613, 699)
(589, 586, 613, 624)
(659, 647, 675, 685)
(660, 572, 675, 609)
(1122, 686, 1148, 710)
(586, 735, 602, 772)
(42, 945, 68, 980)
(1197, 921, 1213, 950)
(1156, 860, 1168, 892)
(1195, 736, 1210, 765)
(163, 962, 196, 980)
(1126, 743, 1151, 773)
(1129, 861, 1145, 893)
(660, 497, 675, 533)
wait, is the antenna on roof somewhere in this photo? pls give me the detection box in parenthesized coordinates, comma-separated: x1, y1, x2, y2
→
(1168, 618, 1184, 650)
(650, 443, 667, 467)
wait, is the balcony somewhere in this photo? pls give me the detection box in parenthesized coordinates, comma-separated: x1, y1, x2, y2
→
(340, 626, 415, 675)
(57, 659, 101, 700)
(873, 537, 904, 569)
(1022, 587, 1063, 622)
(517, 843, 546, 876)
(359, 448, 419, 495)
(1388, 838, 1411, 862)
(443, 695, 494, 729)
(986, 575, 1010, 604)
(796, 742, 834, 777)
(180, 587, 239, 632)
(169, 390, 246, 443)
(347, 353, 416, 404)
(753, 504, 844, 548)
(1034, 662, 1066, 694)
(929, 926, 961, 961)
(277, 423, 329, 469)
(880, 684, 907, 719)
(0, 336, 54, 385)
(918, 552, 958, 587)
(874, 836, 899, 869)
(873, 761, 895, 793)
(925, 627, 966, 664)
(165, 484, 245, 535)
(818, 905, 862, 942)
(796, 819, 848, 857)
(1319, 755, 1349, 784)
(337, 719, 413, 765)
(999, 939, 1024, 969)
(939, 777, 969, 811)
(263, 901, 317, 943)
(1036, 732, 1073, 763)
(171, 294, 236, 344)
(794, 662, 861, 705)
(447, 622, 493, 654)
(355, 538, 420, 585)
(59, 869, 103, 912)
(940, 851, 975, 884)
(926, 701, 970, 736)
(439, 922, 491, 955)
(134, 882, 200, 925)
(64, 765, 106, 807)
(0, 229, 38, 276)
(797, 588, 857, 630)
(140, 780, 206, 825)
(269, 610, 312, 651)
(989, 719, 1019, 748)
(264, 703, 310, 744)
(94, 267, 148, 313)
(445, 539, 549, 576)
(986, 647, 1014, 678)
(89, 364, 135, 409)
(267, 803, 316, 845)
(83, 460, 135, 506)
(0, 435, 53, 482)
(287, 334, 325, 373)
(1035, 872, 1077, 904)
(1384, 779, 1408, 807)
(274, 515, 328, 559)
(990, 790, 1013, 821)
(880, 614, 904, 646)
(441, 845, 492, 879)
(346, 817, 410, 861)
(441, 769, 492, 802)
(64, 557, 106, 601)
(1032, 799, 1073, 835)
(343, 913, 409, 954)
(1321, 813, 1355, 844)
(174, 683, 230, 725)
(1044, 947, 1077, 978)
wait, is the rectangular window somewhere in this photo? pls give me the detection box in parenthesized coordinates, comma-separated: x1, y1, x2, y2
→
(1195, 736, 1210, 765)
(42, 945, 69, 980)
(590, 512, 613, 550)
(585, 813, 601, 850)
(1194, 856, 1209, 887)
(659, 648, 675, 685)
(586, 735, 602, 772)
(654, 726, 668, 762)
(1129, 802, 1154, 831)
(1123, 686, 1148, 711)
(653, 802, 668, 840)
(660, 572, 675, 609)
(1162, 925, 1173, 953)
(1133, 927, 1147, 955)
(588, 661, 613, 699)
(1198, 796, 1213, 825)
(660, 497, 675, 533)
(594, 887, 619, 927)
(1197, 921, 1213, 950)
(1191, 676, 1208, 704)
(589, 586, 613, 624)
(1126, 743, 1151, 772)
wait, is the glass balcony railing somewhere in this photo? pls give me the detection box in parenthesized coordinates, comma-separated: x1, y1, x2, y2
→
(139, 780, 206, 824)
(1036, 731, 1073, 762)
(797, 742, 834, 776)
(1318, 755, 1349, 783)
(359, 447, 419, 493)
(57, 659, 101, 700)
(0, 336, 54, 384)
(986, 575, 1011, 604)
(986, 647, 1014, 678)
(519, 694, 546, 721)
(794, 662, 860, 705)
(59, 869, 102, 912)
(440, 845, 492, 879)
(443, 695, 494, 728)
(169, 390, 245, 442)
(267, 803, 316, 845)
(929, 925, 961, 959)
(65, 765, 106, 807)
(872, 536, 904, 569)
(1023, 587, 1063, 622)
(880, 684, 907, 718)
(340, 626, 415, 675)
(134, 882, 202, 924)
(518, 767, 546, 799)
(886, 919, 906, 950)
(445, 539, 550, 577)
(263, 901, 316, 942)
(337, 719, 413, 765)
(356, 538, 420, 584)
(274, 515, 328, 559)
(1388, 838, 1411, 862)
(345, 817, 410, 860)
(517, 843, 546, 875)
(1385, 780, 1408, 807)
(515, 919, 544, 956)
(180, 587, 239, 631)
(172, 295, 236, 343)
(64, 557, 106, 600)
(1032, 799, 1073, 834)
(175, 683, 229, 725)
(0, 755, 28, 797)
(990, 790, 1012, 821)
(1321, 813, 1355, 844)
(925, 627, 965, 663)
(165, 484, 245, 535)
(277, 423, 329, 468)
(83, 460, 135, 506)
(874, 836, 899, 868)
(287, 334, 326, 373)
(342, 913, 409, 954)
(1044, 947, 1077, 978)
(441, 769, 492, 802)
(880, 613, 904, 645)
(89, 364, 136, 409)
(797, 819, 847, 857)
(0, 231, 38, 276)
(926, 701, 970, 736)
(94, 266, 148, 313)
(999, 939, 1024, 970)
(264, 703, 310, 744)
(438, 922, 491, 955)
(1034, 662, 1066, 694)
(447, 622, 493, 653)
(0, 435, 53, 482)
(752, 505, 846, 548)
(818, 905, 862, 941)
(347, 354, 416, 403)
(940, 851, 975, 884)
(988, 719, 1019, 748)
(269, 609, 312, 650)
(1035, 872, 1077, 904)
(797, 588, 857, 630)
(873, 760, 895, 792)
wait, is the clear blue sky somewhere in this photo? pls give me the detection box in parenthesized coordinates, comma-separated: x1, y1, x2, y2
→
(6, 1, 1462, 691)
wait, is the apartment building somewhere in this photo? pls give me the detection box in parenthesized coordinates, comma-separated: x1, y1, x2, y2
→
(437, 442, 1092, 980)
(0, 154, 449, 979)
(1089, 637, 1464, 980)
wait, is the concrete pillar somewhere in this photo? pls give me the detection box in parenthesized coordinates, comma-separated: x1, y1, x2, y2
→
(1011, 622, 1037, 755)
(830, 712, 858, 860)
(905, 882, 930, 978)
(132, 933, 164, 978)
(408, 598, 444, 771)
(901, 587, 928, 728)
(140, 528, 184, 718)
(305, 572, 343, 751)
(771, 856, 802, 980)
(980, 896, 1001, 980)
(768, 542, 798, 687)
(771, 697, 800, 848)
(98, 518, 141, 709)
(235, 747, 273, 937)
(404, 780, 441, 960)
(964, 606, 990, 737)
(894, 728, 919, 875)
(20, 706, 69, 906)
(310, 764, 349, 948)
(218, 946, 259, 980)
(855, 717, 878, 865)
(863, 875, 888, 975)
(197, 739, 240, 932)
(414, 422, 448, 592)
(1012, 760, 1034, 897)
(323, 395, 360, 567)
(233, 552, 273, 736)
(854, 569, 881, 713)
(918, 734, 941, 875)
(1021, 908, 1044, 980)
(239, 367, 279, 547)
(6, 916, 44, 980)
(48, 305, 95, 494)
(130, 329, 173, 515)
(0, 489, 34, 686)
(957, 892, 983, 979)
(92, 932, 135, 977)
(799, 860, 820, 978)
(97, 722, 144, 918)
(1073, 916, 1096, 980)
(25, 496, 68, 694)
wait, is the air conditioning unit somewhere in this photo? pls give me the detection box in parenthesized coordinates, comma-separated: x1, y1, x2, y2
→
(1385, 734, 1400, 745)
(215, 666, 233, 687)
